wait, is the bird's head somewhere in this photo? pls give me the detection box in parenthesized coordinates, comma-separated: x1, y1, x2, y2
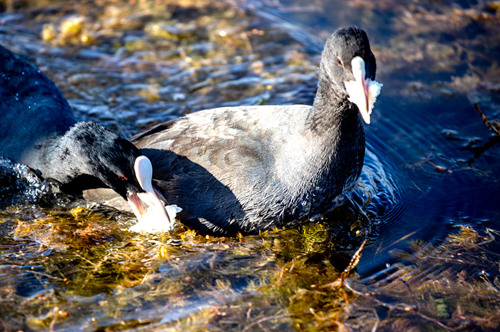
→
(321, 26, 382, 124)
(66, 122, 172, 227)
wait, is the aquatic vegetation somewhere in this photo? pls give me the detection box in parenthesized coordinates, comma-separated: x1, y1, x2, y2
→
(3, 204, 497, 331)
(0, 203, 366, 331)
(342, 226, 500, 331)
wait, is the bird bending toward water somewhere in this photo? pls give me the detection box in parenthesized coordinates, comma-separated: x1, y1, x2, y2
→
(0, 44, 171, 227)
(130, 26, 382, 236)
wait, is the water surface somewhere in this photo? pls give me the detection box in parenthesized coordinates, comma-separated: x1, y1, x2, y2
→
(1, 0, 499, 331)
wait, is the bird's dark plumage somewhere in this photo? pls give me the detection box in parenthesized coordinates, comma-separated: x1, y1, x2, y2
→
(131, 27, 380, 236)
(0, 44, 149, 203)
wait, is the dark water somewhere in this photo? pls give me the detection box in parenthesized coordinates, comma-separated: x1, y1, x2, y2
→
(1, 0, 500, 331)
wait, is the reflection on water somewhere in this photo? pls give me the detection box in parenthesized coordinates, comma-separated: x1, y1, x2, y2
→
(0, 0, 500, 331)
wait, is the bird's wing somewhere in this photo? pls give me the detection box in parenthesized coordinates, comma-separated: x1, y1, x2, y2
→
(131, 105, 312, 186)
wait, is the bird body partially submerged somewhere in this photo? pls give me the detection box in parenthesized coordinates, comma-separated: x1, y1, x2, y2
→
(132, 102, 365, 235)
(131, 27, 383, 236)
(0, 44, 170, 227)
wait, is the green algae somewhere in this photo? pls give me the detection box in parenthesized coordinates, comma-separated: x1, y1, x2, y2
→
(0, 204, 364, 331)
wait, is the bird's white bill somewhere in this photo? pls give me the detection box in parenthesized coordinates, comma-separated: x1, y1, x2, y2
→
(129, 203, 182, 233)
(344, 56, 383, 124)
(126, 156, 175, 233)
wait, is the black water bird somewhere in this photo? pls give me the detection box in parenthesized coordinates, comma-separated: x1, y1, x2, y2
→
(130, 27, 383, 236)
(0, 44, 170, 226)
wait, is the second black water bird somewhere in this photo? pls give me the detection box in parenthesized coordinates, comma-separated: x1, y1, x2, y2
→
(0, 44, 171, 226)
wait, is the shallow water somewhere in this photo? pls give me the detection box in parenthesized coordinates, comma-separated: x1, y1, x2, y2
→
(1, 0, 500, 331)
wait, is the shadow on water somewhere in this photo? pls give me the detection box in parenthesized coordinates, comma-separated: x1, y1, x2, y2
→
(0, 0, 500, 331)
(142, 148, 247, 236)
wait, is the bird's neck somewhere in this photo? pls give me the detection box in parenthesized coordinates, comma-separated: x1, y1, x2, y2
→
(290, 74, 365, 198)
(308, 75, 362, 138)
(41, 133, 90, 183)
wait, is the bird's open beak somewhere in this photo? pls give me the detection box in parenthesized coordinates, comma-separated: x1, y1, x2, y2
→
(126, 156, 171, 227)
(344, 56, 383, 124)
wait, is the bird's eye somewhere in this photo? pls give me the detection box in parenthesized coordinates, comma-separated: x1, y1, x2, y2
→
(120, 175, 128, 181)
(336, 57, 343, 66)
